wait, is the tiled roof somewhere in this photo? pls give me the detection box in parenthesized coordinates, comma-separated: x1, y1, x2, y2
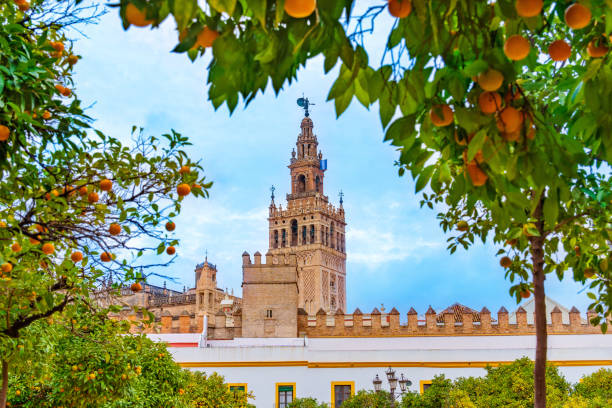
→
(435, 302, 495, 323)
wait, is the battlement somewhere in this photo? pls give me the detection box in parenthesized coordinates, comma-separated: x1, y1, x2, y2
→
(269, 199, 344, 222)
(296, 307, 601, 337)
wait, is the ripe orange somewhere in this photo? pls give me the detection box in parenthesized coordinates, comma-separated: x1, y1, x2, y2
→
(67, 55, 79, 65)
(42, 243, 55, 255)
(454, 132, 468, 146)
(177, 183, 191, 196)
(78, 186, 88, 196)
(100, 179, 112, 191)
(130, 282, 143, 292)
(520, 289, 531, 299)
(166, 246, 176, 255)
(502, 130, 521, 142)
(548, 40, 571, 61)
(17, 0, 29, 11)
(584, 267, 594, 278)
(284, 0, 317, 18)
(1, 263, 12, 274)
(109, 223, 121, 236)
(179, 165, 190, 174)
(515, 0, 542, 17)
(42, 110, 51, 120)
(51, 42, 65, 52)
(29, 236, 40, 245)
(55, 84, 65, 94)
(504, 35, 530, 60)
(11, 243, 21, 252)
(61, 87, 72, 97)
(0, 125, 10, 141)
(71, 251, 83, 263)
(498, 107, 522, 133)
(100, 252, 112, 262)
(456, 221, 469, 231)
(478, 92, 502, 114)
(192, 183, 202, 189)
(587, 39, 608, 58)
(429, 105, 454, 127)
(466, 163, 488, 186)
(165, 221, 176, 231)
(196, 27, 220, 49)
(388, 0, 412, 18)
(565, 3, 591, 29)
(125, 3, 152, 27)
(477, 69, 504, 92)
(88, 192, 99, 203)
(500, 256, 512, 268)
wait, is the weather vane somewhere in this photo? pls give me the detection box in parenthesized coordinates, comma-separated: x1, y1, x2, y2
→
(339, 190, 344, 205)
(297, 95, 314, 117)
(270, 185, 275, 202)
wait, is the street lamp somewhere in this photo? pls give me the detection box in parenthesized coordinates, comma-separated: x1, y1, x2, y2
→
(373, 367, 412, 406)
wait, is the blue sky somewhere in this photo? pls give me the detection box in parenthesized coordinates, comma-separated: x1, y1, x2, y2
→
(71, 6, 592, 317)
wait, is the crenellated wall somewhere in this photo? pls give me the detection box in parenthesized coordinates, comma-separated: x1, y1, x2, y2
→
(296, 306, 602, 337)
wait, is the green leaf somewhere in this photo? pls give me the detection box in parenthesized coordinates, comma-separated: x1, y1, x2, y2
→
(171, 0, 198, 32)
(467, 129, 486, 161)
(543, 189, 559, 230)
(208, 0, 237, 15)
(246, 0, 267, 26)
(463, 59, 488, 77)
(415, 165, 435, 193)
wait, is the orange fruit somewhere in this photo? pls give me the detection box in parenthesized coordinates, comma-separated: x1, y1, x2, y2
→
(526, 125, 536, 140)
(177, 183, 191, 196)
(388, 0, 412, 18)
(0, 125, 9, 142)
(457, 221, 469, 231)
(61, 87, 72, 96)
(477, 69, 504, 92)
(78, 186, 88, 196)
(504, 35, 530, 60)
(88, 192, 99, 203)
(1, 263, 12, 274)
(179, 165, 190, 174)
(100, 179, 112, 191)
(165, 221, 176, 231)
(515, 0, 542, 17)
(454, 132, 467, 146)
(548, 40, 571, 61)
(478, 92, 502, 114)
(55, 84, 65, 94)
(196, 27, 220, 48)
(587, 39, 608, 58)
(51, 42, 65, 52)
(125, 3, 152, 27)
(11, 243, 21, 253)
(521, 289, 531, 299)
(42, 110, 51, 120)
(192, 183, 202, 189)
(498, 107, 522, 133)
(100, 252, 112, 262)
(71, 251, 83, 263)
(17, 0, 29, 11)
(67, 55, 79, 65)
(109, 223, 121, 236)
(284, 0, 317, 18)
(130, 282, 143, 292)
(466, 163, 488, 186)
(429, 105, 454, 127)
(565, 3, 591, 29)
(29, 236, 40, 245)
(166, 246, 176, 255)
(500, 256, 512, 268)
(502, 130, 521, 142)
(42, 243, 55, 255)
(584, 267, 595, 278)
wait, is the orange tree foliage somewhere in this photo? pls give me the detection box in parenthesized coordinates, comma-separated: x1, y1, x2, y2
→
(109, 1, 612, 406)
(0, 1, 211, 406)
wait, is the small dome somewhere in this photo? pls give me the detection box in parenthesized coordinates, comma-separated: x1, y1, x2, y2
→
(301, 117, 313, 128)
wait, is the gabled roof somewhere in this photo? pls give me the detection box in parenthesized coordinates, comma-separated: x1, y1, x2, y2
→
(435, 302, 489, 323)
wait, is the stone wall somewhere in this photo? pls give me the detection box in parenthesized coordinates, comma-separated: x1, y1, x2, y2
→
(296, 306, 601, 337)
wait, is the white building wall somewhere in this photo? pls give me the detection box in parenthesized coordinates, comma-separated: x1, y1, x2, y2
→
(155, 334, 612, 408)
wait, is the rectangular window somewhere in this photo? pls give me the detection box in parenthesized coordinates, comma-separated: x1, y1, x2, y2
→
(266, 309, 273, 318)
(228, 383, 248, 405)
(420, 380, 433, 394)
(331, 382, 354, 408)
(276, 383, 295, 408)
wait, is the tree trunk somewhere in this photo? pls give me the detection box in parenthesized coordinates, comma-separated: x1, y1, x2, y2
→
(531, 198, 547, 408)
(0, 360, 8, 408)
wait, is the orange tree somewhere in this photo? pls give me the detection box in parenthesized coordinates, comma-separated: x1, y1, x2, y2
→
(0, 1, 210, 406)
(111, 1, 612, 407)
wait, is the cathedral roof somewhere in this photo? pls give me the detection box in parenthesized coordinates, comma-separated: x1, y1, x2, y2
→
(435, 303, 495, 324)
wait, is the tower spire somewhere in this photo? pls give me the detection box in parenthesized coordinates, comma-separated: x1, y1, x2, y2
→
(297, 95, 314, 117)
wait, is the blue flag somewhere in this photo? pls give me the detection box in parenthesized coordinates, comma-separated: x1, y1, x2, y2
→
(320, 159, 327, 171)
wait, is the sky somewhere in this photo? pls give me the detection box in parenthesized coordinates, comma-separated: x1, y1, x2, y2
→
(70, 4, 593, 318)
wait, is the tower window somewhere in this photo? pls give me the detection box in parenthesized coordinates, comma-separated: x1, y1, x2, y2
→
(291, 220, 298, 247)
(282, 229, 286, 247)
(330, 223, 335, 249)
(266, 309, 273, 318)
(274, 230, 279, 249)
(297, 175, 306, 193)
(315, 176, 320, 193)
(302, 226, 307, 245)
(310, 225, 315, 244)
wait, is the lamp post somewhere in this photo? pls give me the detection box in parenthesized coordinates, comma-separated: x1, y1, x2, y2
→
(373, 367, 411, 406)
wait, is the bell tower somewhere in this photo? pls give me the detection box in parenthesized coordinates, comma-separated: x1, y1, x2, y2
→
(268, 102, 346, 315)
